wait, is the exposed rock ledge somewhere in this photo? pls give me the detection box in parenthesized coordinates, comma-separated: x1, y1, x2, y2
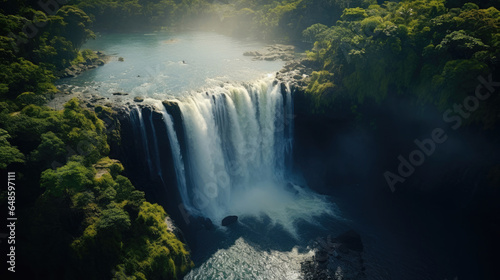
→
(243, 44, 298, 61)
(55, 51, 111, 78)
(275, 59, 318, 89)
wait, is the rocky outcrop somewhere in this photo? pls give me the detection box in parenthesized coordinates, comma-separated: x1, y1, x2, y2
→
(243, 44, 298, 61)
(165, 216, 189, 242)
(301, 230, 366, 280)
(56, 51, 110, 78)
(93, 158, 123, 179)
(275, 59, 317, 89)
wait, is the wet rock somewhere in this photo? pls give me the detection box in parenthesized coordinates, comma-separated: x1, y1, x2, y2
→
(57, 52, 109, 79)
(112, 92, 129, 96)
(221, 215, 238, 226)
(243, 51, 261, 56)
(263, 54, 280, 61)
(134, 96, 144, 102)
(243, 44, 296, 62)
(63, 70, 76, 78)
(162, 100, 177, 107)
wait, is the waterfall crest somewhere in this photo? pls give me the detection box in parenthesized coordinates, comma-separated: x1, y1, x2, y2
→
(130, 77, 334, 236)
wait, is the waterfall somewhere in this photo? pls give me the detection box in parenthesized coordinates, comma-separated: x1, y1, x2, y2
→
(149, 110, 166, 183)
(130, 77, 334, 236)
(160, 107, 193, 214)
(130, 107, 153, 178)
(175, 79, 289, 221)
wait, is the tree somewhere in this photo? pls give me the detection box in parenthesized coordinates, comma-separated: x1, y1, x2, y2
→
(0, 128, 24, 169)
(30, 131, 66, 165)
(40, 160, 93, 197)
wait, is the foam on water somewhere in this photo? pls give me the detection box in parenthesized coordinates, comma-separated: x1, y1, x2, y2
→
(144, 77, 336, 237)
(184, 237, 314, 280)
(175, 78, 334, 233)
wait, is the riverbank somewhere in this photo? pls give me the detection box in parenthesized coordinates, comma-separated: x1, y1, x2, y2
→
(55, 51, 112, 78)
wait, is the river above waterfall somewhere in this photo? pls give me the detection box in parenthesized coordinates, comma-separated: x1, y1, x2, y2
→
(58, 31, 286, 98)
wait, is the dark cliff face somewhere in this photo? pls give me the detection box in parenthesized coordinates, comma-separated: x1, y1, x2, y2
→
(293, 85, 500, 199)
(112, 104, 187, 227)
(292, 85, 500, 279)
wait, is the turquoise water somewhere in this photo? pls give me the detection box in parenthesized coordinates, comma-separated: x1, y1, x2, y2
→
(61, 31, 284, 98)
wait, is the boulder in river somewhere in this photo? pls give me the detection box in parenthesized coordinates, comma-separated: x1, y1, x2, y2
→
(221, 215, 238, 226)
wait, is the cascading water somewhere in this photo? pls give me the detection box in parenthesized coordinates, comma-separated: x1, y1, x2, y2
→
(148, 110, 164, 181)
(160, 107, 191, 213)
(136, 77, 335, 237)
(130, 107, 153, 177)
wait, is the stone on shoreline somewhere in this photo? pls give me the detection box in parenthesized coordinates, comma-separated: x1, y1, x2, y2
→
(243, 51, 262, 56)
(57, 51, 109, 79)
(243, 44, 296, 61)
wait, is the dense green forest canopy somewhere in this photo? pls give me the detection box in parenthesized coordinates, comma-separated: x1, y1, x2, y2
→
(1, 0, 499, 278)
(302, 0, 500, 128)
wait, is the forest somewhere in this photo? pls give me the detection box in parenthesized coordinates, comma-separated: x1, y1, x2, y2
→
(1, 0, 499, 279)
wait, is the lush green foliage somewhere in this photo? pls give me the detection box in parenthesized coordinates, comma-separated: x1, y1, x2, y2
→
(69, 0, 356, 40)
(0, 98, 193, 278)
(0, 1, 94, 100)
(72, 0, 177, 31)
(0, 3, 199, 277)
(0, 128, 24, 168)
(301, 0, 500, 127)
(172, 0, 353, 40)
(0, 98, 109, 165)
(31, 156, 193, 279)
